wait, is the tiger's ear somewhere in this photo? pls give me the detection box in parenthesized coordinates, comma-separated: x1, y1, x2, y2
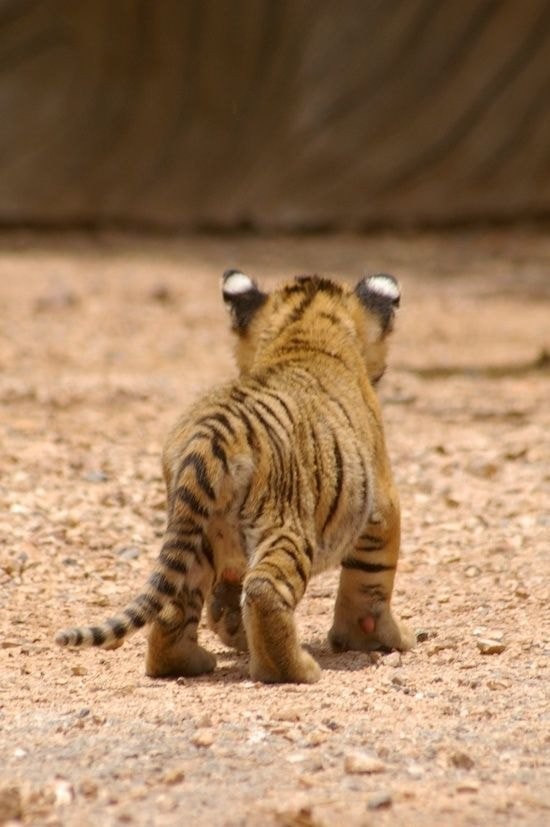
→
(354, 273, 400, 333)
(222, 269, 268, 333)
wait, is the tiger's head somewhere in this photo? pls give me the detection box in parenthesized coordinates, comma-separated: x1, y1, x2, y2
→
(222, 270, 400, 385)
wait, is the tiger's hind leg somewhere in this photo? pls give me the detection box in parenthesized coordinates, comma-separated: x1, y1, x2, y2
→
(146, 570, 216, 678)
(207, 570, 248, 652)
(328, 501, 416, 654)
(242, 529, 320, 684)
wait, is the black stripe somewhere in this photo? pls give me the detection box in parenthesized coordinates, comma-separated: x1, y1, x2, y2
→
(124, 607, 147, 629)
(304, 539, 314, 562)
(159, 549, 189, 574)
(290, 454, 302, 518)
(341, 557, 395, 574)
(177, 452, 216, 500)
(286, 290, 316, 325)
(252, 385, 294, 424)
(279, 547, 307, 587)
(197, 411, 236, 438)
(175, 485, 209, 518)
(236, 406, 260, 453)
(211, 438, 229, 473)
(310, 424, 323, 507)
(319, 311, 340, 325)
(107, 619, 127, 639)
(136, 593, 163, 614)
(149, 572, 178, 597)
(246, 574, 294, 609)
(253, 396, 288, 433)
(201, 536, 215, 569)
(91, 626, 106, 646)
(322, 433, 344, 532)
(263, 561, 298, 600)
(73, 629, 83, 645)
(248, 404, 285, 492)
(251, 490, 270, 523)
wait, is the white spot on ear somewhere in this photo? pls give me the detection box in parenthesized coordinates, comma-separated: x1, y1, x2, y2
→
(365, 274, 400, 303)
(223, 271, 255, 296)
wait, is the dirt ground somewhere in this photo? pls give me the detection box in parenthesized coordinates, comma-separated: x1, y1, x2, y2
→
(0, 229, 549, 827)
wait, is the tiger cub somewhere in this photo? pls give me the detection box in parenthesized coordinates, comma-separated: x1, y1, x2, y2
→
(55, 270, 415, 684)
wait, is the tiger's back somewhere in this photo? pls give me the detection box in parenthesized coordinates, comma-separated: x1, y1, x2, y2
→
(55, 270, 415, 683)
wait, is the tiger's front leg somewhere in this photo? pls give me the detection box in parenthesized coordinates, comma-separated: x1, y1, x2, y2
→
(242, 528, 320, 684)
(328, 496, 416, 654)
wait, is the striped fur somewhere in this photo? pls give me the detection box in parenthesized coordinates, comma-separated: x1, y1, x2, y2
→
(55, 271, 415, 683)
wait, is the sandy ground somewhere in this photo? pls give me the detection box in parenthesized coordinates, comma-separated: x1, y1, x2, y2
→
(0, 229, 549, 827)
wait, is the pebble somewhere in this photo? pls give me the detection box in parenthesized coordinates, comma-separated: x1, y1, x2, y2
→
(466, 458, 499, 478)
(344, 752, 387, 775)
(83, 470, 108, 483)
(0, 786, 22, 822)
(450, 751, 475, 770)
(367, 792, 392, 810)
(162, 768, 185, 785)
(456, 781, 480, 793)
(54, 780, 75, 806)
(273, 706, 302, 722)
(191, 729, 214, 748)
(476, 639, 506, 655)
(384, 652, 402, 668)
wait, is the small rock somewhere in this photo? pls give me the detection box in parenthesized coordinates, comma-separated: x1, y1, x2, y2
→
(13, 747, 27, 758)
(163, 768, 185, 785)
(149, 284, 173, 303)
(286, 751, 308, 764)
(344, 752, 387, 774)
(466, 458, 499, 478)
(196, 714, 213, 728)
(116, 546, 140, 560)
(456, 781, 480, 793)
(273, 706, 302, 722)
(54, 780, 75, 806)
(306, 730, 327, 747)
(450, 751, 475, 770)
(366, 792, 392, 810)
(34, 287, 79, 312)
(477, 639, 506, 655)
(384, 652, 401, 667)
(416, 630, 430, 643)
(406, 762, 424, 779)
(0, 786, 22, 821)
(71, 665, 87, 676)
(191, 728, 214, 748)
(79, 779, 98, 798)
(83, 470, 108, 483)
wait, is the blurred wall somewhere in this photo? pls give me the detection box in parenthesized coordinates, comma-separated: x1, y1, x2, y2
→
(1, 0, 550, 231)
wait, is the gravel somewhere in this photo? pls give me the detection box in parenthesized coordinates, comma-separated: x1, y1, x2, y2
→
(1, 230, 549, 826)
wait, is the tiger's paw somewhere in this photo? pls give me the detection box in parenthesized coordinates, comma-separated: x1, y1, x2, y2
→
(146, 636, 216, 678)
(249, 649, 321, 685)
(329, 610, 416, 654)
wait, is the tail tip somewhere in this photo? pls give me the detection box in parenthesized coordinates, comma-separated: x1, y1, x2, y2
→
(54, 630, 70, 647)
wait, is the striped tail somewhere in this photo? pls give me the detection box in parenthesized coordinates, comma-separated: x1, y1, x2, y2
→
(55, 451, 220, 649)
